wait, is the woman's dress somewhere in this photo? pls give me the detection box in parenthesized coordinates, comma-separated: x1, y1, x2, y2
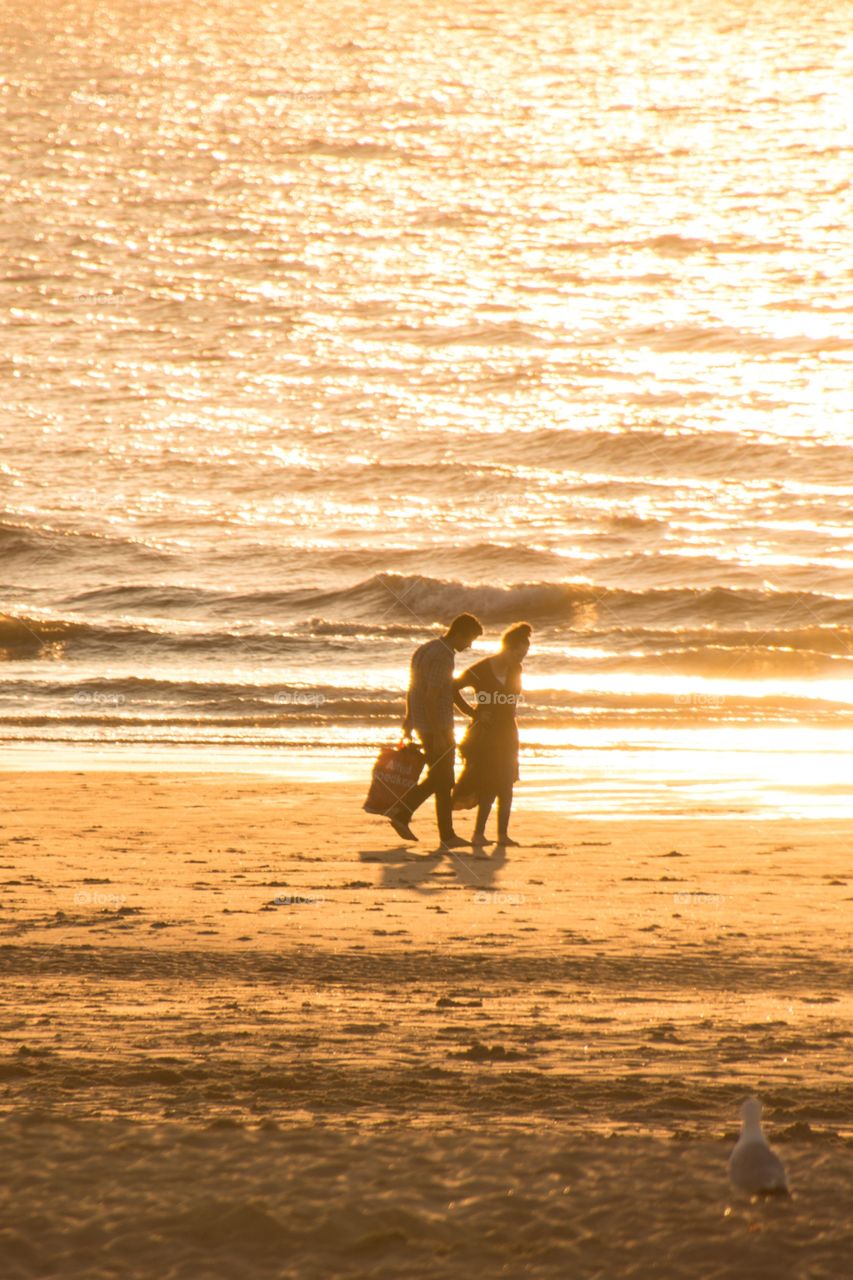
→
(452, 658, 521, 810)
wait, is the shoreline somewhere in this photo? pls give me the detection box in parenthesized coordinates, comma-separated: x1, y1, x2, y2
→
(4, 728, 853, 820)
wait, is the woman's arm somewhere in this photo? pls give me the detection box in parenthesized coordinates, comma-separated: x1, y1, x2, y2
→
(453, 670, 477, 719)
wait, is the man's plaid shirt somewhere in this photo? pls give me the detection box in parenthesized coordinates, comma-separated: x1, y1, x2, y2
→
(407, 637, 455, 738)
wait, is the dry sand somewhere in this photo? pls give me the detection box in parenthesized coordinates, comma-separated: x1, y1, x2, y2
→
(0, 770, 851, 1278)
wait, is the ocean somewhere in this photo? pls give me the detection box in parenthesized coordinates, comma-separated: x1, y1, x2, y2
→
(2, 0, 852, 814)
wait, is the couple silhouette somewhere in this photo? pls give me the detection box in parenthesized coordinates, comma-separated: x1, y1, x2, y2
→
(387, 613, 531, 851)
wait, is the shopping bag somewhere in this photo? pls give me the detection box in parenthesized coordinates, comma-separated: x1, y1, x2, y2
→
(363, 740, 425, 814)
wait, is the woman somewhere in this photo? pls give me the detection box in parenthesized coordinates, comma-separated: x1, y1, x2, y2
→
(452, 621, 531, 848)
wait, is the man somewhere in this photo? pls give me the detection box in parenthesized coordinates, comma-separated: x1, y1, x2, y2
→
(388, 613, 483, 850)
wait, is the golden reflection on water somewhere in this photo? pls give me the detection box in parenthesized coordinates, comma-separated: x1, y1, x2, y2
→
(2, 0, 853, 813)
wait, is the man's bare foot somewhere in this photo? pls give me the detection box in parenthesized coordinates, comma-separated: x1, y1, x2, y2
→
(387, 806, 418, 842)
(471, 833, 493, 848)
(497, 835, 520, 847)
(439, 833, 472, 851)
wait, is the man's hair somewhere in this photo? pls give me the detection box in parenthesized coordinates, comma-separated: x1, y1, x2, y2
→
(447, 612, 483, 640)
(501, 621, 532, 649)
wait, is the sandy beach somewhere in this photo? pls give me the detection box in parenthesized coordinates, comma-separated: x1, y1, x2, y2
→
(1, 770, 850, 1278)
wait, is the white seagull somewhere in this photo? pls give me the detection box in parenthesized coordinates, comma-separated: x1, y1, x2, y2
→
(728, 1096, 790, 1197)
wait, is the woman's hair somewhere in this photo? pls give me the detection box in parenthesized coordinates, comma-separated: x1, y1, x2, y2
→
(501, 621, 532, 650)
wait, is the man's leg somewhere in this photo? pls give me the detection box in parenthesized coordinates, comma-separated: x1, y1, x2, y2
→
(399, 736, 442, 819)
(395, 736, 465, 845)
(426, 742, 471, 848)
(430, 745, 455, 843)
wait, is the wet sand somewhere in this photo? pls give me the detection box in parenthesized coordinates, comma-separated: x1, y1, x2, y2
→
(1, 771, 851, 1278)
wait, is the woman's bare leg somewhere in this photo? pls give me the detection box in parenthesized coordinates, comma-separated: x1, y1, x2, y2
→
(473, 791, 496, 845)
(497, 786, 518, 845)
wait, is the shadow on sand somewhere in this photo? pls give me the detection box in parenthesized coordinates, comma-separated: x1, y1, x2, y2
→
(359, 841, 509, 893)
